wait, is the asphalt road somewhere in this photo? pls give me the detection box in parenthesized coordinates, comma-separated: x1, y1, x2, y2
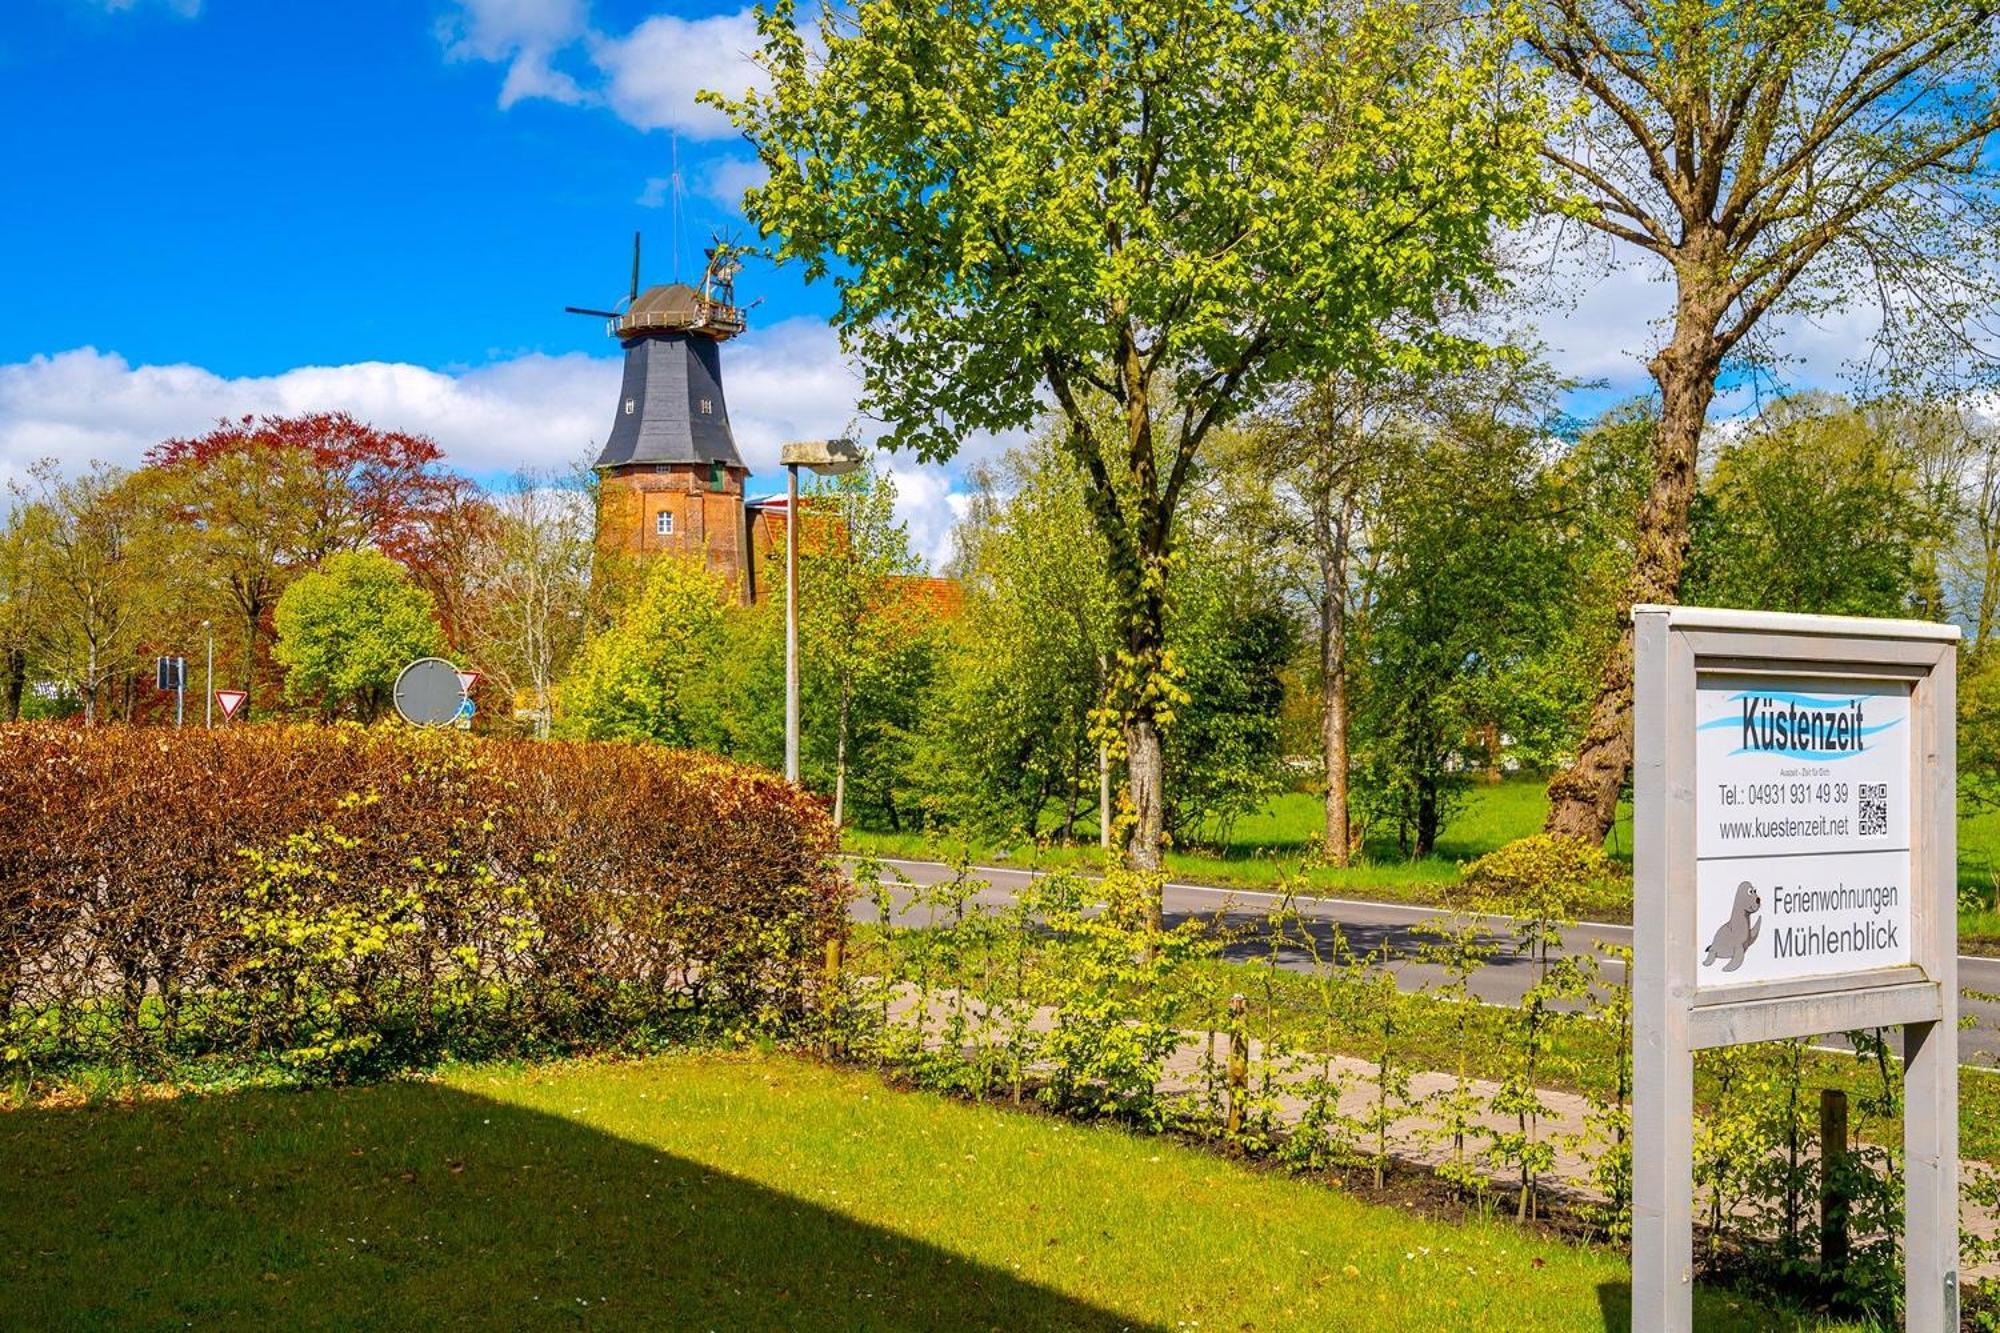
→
(856, 855, 2000, 1067)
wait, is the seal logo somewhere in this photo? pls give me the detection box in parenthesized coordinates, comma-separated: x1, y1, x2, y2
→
(1702, 880, 1762, 972)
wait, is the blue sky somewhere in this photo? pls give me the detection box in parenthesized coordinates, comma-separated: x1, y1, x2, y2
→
(0, 0, 1876, 565)
(1, 0, 805, 373)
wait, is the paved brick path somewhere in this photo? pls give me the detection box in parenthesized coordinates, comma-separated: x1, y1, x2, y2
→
(878, 984, 2000, 1278)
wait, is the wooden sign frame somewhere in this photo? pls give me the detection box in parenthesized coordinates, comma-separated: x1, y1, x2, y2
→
(1631, 604, 1958, 1331)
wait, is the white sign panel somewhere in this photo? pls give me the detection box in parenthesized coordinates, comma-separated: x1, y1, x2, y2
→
(1693, 675, 1912, 987)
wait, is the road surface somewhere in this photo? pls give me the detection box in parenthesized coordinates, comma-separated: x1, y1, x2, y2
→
(855, 856, 2000, 1067)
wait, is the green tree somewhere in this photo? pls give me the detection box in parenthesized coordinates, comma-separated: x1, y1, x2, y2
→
(1684, 394, 1949, 619)
(1948, 410, 2000, 654)
(10, 462, 166, 725)
(717, 0, 1546, 877)
(1351, 384, 1572, 856)
(1159, 536, 1296, 845)
(1531, 0, 2000, 841)
(1249, 355, 1572, 862)
(917, 432, 1295, 848)
(0, 503, 35, 722)
(1247, 373, 1402, 864)
(272, 550, 445, 723)
(1502, 402, 1657, 784)
(560, 555, 729, 746)
(921, 439, 1119, 840)
(796, 466, 938, 828)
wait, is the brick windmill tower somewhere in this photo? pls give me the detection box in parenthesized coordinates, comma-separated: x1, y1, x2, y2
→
(569, 235, 753, 593)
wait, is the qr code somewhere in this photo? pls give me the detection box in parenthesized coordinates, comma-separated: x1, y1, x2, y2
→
(1859, 783, 1889, 837)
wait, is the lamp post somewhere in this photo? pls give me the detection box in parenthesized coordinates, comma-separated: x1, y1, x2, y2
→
(202, 620, 213, 728)
(779, 438, 865, 783)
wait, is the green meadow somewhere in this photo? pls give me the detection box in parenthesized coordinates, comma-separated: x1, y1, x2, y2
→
(0, 1052, 1845, 1331)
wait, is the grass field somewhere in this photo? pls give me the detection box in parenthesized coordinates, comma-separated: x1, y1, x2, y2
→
(0, 1052, 1842, 1330)
(849, 782, 1623, 909)
(851, 778, 2000, 941)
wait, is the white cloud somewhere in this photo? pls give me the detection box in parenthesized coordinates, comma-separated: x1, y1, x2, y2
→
(440, 2, 768, 138)
(438, 0, 592, 109)
(1510, 223, 1891, 403)
(885, 463, 973, 570)
(726, 318, 866, 479)
(698, 156, 767, 210)
(590, 10, 767, 140)
(0, 327, 982, 571)
(0, 346, 612, 480)
(634, 158, 766, 213)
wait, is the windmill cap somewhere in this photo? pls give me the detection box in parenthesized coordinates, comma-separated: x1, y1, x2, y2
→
(616, 283, 745, 339)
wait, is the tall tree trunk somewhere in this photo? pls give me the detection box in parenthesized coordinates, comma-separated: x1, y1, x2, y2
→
(2, 646, 23, 721)
(1977, 463, 2000, 654)
(1125, 712, 1165, 915)
(1547, 277, 1724, 842)
(1415, 773, 1440, 858)
(1320, 571, 1351, 865)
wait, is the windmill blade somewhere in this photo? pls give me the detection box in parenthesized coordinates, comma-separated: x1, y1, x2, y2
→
(630, 231, 641, 302)
(564, 306, 621, 318)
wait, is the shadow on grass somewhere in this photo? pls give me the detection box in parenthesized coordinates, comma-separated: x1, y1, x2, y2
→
(0, 1080, 1148, 1331)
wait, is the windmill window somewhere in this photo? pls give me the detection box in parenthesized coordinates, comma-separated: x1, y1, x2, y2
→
(708, 462, 725, 490)
(624, 398, 636, 416)
(655, 511, 674, 536)
(699, 398, 713, 415)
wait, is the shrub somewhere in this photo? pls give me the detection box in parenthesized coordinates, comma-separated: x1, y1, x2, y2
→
(272, 550, 446, 722)
(560, 555, 730, 746)
(0, 724, 844, 1083)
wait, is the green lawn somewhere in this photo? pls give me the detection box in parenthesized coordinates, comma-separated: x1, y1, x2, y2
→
(851, 782, 1624, 911)
(853, 777, 2000, 942)
(0, 1052, 1838, 1330)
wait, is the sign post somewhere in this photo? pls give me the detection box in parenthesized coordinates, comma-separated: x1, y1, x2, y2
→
(156, 656, 187, 728)
(1632, 605, 1957, 1331)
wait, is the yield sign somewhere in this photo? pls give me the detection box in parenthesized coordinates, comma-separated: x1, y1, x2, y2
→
(215, 689, 248, 721)
(456, 671, 480, 694)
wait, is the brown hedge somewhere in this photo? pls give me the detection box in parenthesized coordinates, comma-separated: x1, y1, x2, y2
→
(0, 724, 845, 1079)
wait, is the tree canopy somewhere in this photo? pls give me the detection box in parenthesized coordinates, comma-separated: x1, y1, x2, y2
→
(272, 549, 445, 723)
(1529, 0, 2000, 840)
(718, 0, 1548, 871)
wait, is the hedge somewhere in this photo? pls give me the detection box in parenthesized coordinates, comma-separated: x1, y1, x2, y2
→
(0, 724, 846, 1082)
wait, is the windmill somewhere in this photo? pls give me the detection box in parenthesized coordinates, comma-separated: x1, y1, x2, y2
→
(568, 231, 753, 589)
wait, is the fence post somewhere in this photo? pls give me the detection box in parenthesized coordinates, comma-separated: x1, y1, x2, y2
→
(822, 931, 846, 1059)
(1225, 992, 1248, 1137)
(1819, 1088, 1849, 1282)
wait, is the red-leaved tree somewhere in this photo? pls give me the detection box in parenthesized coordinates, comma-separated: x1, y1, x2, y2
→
(146, 413, 465, 717)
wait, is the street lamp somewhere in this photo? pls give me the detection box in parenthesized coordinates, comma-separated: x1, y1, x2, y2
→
(779, 438, 864, 783)
(201, 620, 213, 729)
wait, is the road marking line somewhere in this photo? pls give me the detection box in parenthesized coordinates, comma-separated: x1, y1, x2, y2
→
(866, 856, 1632, 930)
(861, 855, 2000, 972)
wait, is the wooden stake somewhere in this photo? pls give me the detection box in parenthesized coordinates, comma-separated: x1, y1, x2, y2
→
(1819, 1088, 1849, 1281)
